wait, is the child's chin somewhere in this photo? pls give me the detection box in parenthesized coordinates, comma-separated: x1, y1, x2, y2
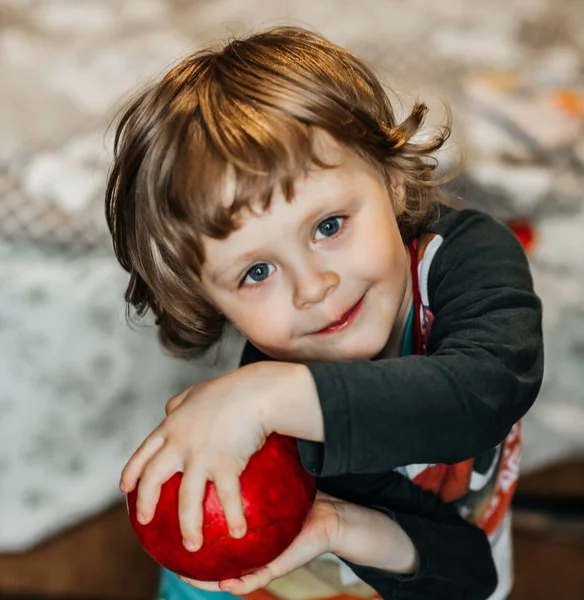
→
(310, 343, 383, 362)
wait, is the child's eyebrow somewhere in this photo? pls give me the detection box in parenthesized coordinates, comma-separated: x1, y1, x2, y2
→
(207, 248, 263, 284)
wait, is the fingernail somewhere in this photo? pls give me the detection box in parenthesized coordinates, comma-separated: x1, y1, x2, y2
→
(184, 539, 199, 552)
(231, 527, 245, 539)
(221, 585, 233, 593)
(137, 512, 146, 524)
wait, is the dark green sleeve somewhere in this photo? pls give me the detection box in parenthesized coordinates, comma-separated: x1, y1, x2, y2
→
(343, 506, 497, 599)
(318, 471, 498, 599)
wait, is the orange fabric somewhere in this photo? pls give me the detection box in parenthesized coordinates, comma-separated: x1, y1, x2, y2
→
(412, 459, 475, 504)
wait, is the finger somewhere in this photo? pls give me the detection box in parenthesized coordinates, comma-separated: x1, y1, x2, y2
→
(178, 466, 208, 551)
(220, 566, 274, 595)
(135, 450, 182, 524)
(223, 526, 326, 595)
(165, 388, 190, 415)
(120, 432, 165, 493)
(178, 576, 221, 592)
(214, 472, 247, 539)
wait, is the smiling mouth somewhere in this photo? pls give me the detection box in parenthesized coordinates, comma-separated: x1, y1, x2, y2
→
(316, 296, 365, 335)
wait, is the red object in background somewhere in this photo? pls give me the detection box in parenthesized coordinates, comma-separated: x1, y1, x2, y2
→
(127, 434, 316, 581)
(507, 220, 536, 254)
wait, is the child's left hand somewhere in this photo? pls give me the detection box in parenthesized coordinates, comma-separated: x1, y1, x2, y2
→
(177, 490, 419, 595)
(177, 492, 343, 595)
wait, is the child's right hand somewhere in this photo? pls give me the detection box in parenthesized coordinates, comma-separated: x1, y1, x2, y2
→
(119, 364, 273, 551)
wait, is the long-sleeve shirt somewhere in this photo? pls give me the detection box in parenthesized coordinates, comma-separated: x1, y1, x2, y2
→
(240, 205, 544, 599)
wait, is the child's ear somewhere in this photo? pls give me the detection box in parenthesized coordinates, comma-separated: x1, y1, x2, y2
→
(387, 171, 406, 216)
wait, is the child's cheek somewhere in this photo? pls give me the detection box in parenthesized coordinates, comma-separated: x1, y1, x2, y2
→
(238, 301, 293, 353)
(351, 235, 399, 284)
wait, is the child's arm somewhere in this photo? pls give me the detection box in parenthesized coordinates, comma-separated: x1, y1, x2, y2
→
(338, 503, 496, 600)
(243, 209, 544, 477)
(327, 471, 498, 600)
(179, 487, 496, 600)
(321, 470, 499, 600)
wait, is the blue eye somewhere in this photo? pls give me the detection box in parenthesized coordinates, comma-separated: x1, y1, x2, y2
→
(315, 216, 343, 240)
(243, 263, 275, 285)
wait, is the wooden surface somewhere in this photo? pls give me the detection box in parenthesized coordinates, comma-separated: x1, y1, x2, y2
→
(0, 502, 159, 599)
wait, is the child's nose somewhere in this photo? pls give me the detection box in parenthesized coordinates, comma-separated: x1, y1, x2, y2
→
(292, 268, 339, 309)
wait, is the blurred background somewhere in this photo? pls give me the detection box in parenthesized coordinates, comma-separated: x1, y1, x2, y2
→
(0, 0, 583, 599)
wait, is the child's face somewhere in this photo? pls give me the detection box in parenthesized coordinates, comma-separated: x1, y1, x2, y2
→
(200, 133, 412, 362)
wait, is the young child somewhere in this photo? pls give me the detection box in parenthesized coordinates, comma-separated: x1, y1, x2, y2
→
(106, 26, 543, 600)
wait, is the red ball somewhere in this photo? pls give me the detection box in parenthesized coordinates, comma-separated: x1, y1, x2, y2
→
(127, 433, 317, 581)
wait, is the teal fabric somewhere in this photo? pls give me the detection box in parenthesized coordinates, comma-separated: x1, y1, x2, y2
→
(400, 306, 415, 357)
(157, 568, 241, 600)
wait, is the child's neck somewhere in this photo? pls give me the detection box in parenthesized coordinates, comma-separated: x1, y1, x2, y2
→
(377, 248, 413, 360)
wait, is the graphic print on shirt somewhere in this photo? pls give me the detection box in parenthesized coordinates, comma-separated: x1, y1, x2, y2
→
(403, 233, 521, 538)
